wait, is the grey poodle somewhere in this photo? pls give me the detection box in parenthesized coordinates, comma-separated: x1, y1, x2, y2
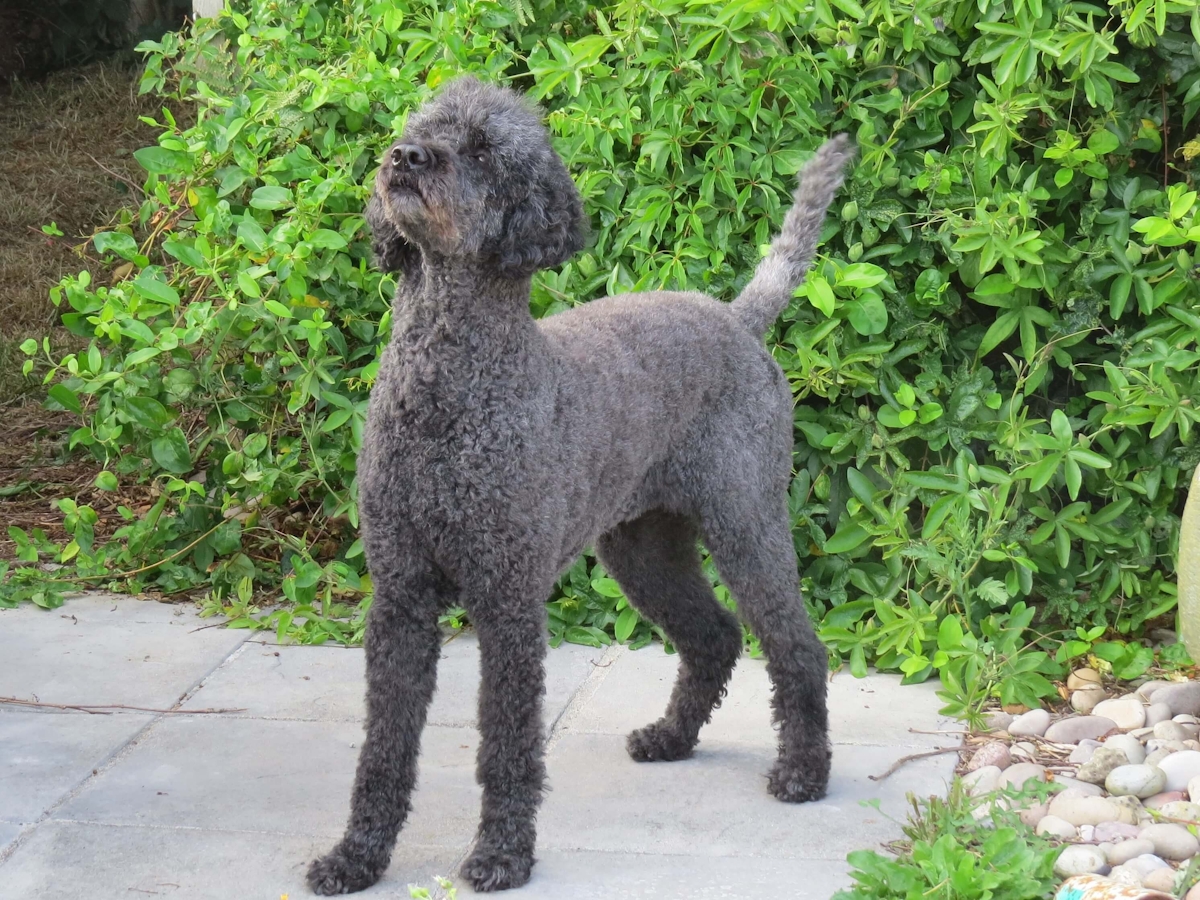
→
(307, 76, 853, 895)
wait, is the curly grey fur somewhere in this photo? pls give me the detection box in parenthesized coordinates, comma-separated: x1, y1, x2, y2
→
(307, 76, 851, 896)
(731, 133, 855, 334)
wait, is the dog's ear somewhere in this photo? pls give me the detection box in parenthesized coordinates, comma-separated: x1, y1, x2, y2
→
(495, 153, 586, 279)
(366, 192, 421, 279)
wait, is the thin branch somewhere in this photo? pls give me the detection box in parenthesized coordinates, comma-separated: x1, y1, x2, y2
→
(869, 746, 961, 781)
(0, 697, 245, 715)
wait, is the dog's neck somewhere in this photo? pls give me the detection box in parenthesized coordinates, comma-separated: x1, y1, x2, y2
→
(390, 254, 538, 363)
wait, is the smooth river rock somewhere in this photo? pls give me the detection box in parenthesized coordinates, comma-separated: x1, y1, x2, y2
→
(1054, 845, 1109, 878)
(1077, 746, 1129, 784)
(1157, 750, 1200, 792)
(1046, 715, 1119, 744)
(1009, 707, 1051, 737)
(1140, 823, 1200, 860)
(1106, 764, 1168, 799)
(1093, 695, 1148, 731)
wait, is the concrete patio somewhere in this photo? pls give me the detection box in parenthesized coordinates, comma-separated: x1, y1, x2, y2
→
(0, 593, 958, 899)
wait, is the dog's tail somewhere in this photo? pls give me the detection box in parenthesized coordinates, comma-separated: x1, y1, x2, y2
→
(730, 134, 855, 335)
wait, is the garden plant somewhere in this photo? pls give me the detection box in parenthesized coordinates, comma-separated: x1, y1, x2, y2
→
(5, 0, 1200, 732)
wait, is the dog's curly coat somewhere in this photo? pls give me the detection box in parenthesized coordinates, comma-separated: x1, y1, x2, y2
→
(307, 76, 854, 895)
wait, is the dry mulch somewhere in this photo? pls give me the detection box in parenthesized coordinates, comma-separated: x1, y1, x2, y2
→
(0, 58, 165, 405)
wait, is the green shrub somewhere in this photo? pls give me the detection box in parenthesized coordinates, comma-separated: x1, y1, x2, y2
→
(8, 0, 1200, 714)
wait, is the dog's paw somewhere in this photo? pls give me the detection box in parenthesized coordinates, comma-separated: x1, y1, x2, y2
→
(460, 847, 534, 892)
(307, 846, 385, 896)
(626, 720, 694, 762)
(767, 751, 831, 803)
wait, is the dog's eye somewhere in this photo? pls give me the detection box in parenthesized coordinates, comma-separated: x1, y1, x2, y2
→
(467, 148, 489, 163)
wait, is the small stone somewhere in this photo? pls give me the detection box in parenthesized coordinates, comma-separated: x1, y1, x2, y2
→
(1139, 681, 1175, 701)
(998, 762, 1047, 789)
(1156, 683, 1200, 718)
(1019, 802, 1049, 828)
(1142, 868, 1177, 893)
(1110, 794, 1149, 825)
(1054, 775, 1106, 796)
(968, 741, 1012, 772)
(1175, 715, 1200, 725)
(985, 711, 1014, 732)
(1158, 751, 1200, 792)
(1140, 823, 1200, 860)
(1107, 764, 1168, 799)
(1080, 824, 1096, 842)
(1146, 702, 1174, 727)
(1004, 703, 1030, 715)
(1048, 790, 1123, 826)
(1186, 880, 1200, 900)
(1011, 741, 1037, 760)
(1147, 748, 1173, 768)
(1156, 721, 1193, 743)
(1069, 668, 1103, 691)
(1187, 740, 1200, 751)
(1078, 747, 1131, 784)
(1047, 716, 1120, 744)
(1126, 853, 1171, 877)
(1071, 740, 1103, 764)
(1157, 800, 1200, 822)
(1110, 865, 1144, 886)
(1037, 815, 1079, 838)
(1106, 734, 1148, 765)
(1151, 628, 1179, 646)
(1132, 727, 1157, 740)
(1095, 821, 1143, 842)
(1009, 708, 1051, 737)
(1188, 774, 1200, 803)
(1108, 838, 1157, 866)
(1072, 687, 1108, 715)
(1093, 695, 1149, 731)
(1054, 845, 1109, 878)
(964, 765, 1001, 795)
(1144, 791, 1187, 810)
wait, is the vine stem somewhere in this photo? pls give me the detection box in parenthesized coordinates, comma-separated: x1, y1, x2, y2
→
(48, 521, 224, 584)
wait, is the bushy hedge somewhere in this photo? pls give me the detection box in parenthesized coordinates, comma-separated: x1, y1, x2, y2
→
(9, 0, 1200, 717)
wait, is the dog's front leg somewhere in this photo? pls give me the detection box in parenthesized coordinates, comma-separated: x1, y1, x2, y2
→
(308, 581, 443, 895)
(461, 600, 549, 892)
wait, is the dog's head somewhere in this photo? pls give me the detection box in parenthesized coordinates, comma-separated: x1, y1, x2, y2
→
(367, 76, 586, 280)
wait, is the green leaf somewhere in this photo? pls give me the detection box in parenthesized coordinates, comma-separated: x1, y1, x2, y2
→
(134, 146, 191, 174)
(123, 396, 172, 428)
(94, 232, 140, 259)
(151, 427, 192, 474)
(806, 276, 836, 317)
(309, 229, 348, 250)
(845, 296, 888, 335)
(47, 384, 82, 415)
(94, 471, 119, 491)
(250, 186, 294, 210)
(132, 273, 180, 307)
(825, 522, 870, 554)
(614, 607, 639, 642)
(238, 217, 269, 252)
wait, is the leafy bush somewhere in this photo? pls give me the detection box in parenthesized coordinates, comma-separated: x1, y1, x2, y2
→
(8, 0, 1200, 713)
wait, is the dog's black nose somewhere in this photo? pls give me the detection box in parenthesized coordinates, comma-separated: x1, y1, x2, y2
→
(392, 143, 430, 171)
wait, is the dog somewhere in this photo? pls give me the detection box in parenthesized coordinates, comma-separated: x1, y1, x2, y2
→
(307, 75, 853, 895)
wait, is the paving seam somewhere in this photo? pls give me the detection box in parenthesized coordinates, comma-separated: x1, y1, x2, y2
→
(0, 630, 252, 868)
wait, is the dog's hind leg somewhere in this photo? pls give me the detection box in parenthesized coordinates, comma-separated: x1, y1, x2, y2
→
(307, 547, 448, 895)
(701, 498, 831, 803)
(596, 510, 743, 762)
(460, 578, 552, 893)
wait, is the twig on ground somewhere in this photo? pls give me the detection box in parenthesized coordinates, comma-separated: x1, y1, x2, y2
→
(0, 696, 245, 715)
(869, 746, 961, 781)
